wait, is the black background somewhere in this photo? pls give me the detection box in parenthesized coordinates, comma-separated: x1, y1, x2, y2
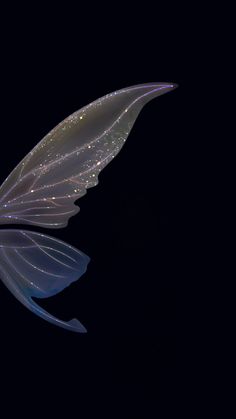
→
(0, 4, 197, 418)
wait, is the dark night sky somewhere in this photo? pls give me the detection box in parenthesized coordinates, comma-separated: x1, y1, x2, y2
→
(0, 5, 199, 417)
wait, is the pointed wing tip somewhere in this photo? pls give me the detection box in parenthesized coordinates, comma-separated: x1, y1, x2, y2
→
(149, 81, 178, 93)
(170, 82, 178, 90)
(129, 82, 178, 105)
(68, 318, 87, 333)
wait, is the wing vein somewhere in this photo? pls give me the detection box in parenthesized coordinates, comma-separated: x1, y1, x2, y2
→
(21, 231, 78, 268)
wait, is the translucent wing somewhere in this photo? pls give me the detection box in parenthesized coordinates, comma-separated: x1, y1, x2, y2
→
(0, 83, 176, 228)
(0, 229, 90, 332)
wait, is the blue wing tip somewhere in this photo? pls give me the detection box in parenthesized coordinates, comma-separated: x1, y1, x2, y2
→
(68, 318, 87, 333)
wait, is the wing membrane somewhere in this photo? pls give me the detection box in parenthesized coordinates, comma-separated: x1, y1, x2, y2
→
(0, 229, 90, 332)
(0, 83, 176, 228)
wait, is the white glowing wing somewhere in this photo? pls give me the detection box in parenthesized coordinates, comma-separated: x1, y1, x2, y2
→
(0, 83, 176, 228)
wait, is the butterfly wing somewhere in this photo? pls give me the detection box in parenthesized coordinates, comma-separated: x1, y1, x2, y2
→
(0, 229, 90, 332)
(0, 83, 176, 228)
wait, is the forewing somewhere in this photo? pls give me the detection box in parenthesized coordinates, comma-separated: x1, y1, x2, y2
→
(0, 83, 176, 228)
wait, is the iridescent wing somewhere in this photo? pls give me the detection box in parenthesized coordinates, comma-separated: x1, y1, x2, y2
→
(0, 229, 89, 332)
(0, 83, 177, 333)
(0, 83, 176, 228)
